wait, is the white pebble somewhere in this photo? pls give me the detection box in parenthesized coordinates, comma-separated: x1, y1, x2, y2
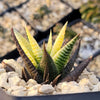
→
(57, 81, 90, 94)
(0, 73, 10, 89)
(79, 78, 93, 90)
(0, 68, 6, 75)
(11, 90, 27, 96)
(27, 84, 41, 96)
(39, 84, 54, 94)
(8, 76, 21, 86)
(10, 86, 26, 91)
(92, 82, 100, 92)
(6, 88, 13, 95)
(27, 79, 37, 85)
(18, 80, 26, 86)
(2, 59, 23, 77)
(92, 85, 99, 92)
(83, 37, 93, 42)
(8, 71, 19, 78)
(88, 74, 99, 85)
(27, 89, 38, 96)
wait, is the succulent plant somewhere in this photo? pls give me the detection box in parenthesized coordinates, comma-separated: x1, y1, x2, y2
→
(80, 0, 100, 23)
(11, 22, 93, 86)
(33, 5, 51, 20)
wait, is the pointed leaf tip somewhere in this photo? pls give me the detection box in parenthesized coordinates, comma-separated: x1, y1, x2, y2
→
(62, 39, 81, 76)
(51, 21, 68, 57)
(12, 29, 37, 67)
(25, 26, 42, 64)
(12, 28, 43, 83)
(61, 57, 92, 82)
(46, 30, 52, 54)
(43, 41, 46, 51)
(40, 41, 58, 82)
(53, 34, 79, 74)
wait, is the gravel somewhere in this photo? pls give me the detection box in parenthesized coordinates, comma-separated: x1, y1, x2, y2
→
(71, 21, 100, 77)
(0, 59, 100, 96)
(62, 0, 89, 9)
(17, 0, 72, 31)
(0, 1, 8, 14)
(0, 11, 35, 57)
(3, 0, 27, 7)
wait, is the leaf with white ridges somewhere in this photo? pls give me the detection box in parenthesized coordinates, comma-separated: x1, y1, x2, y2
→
(53, 34, 80, 73)
(25, 27, 42, 63)
(13, 29, 37, 67)
(46, 30, 52, 54)
(62, 40, 81, 77)
(50, 21, 68, 57)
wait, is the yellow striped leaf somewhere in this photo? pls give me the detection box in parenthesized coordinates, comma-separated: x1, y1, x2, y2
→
(13, 29, 37, 67)
(25, 27, 42, 64)
(46, 30, 52, 54)
(50, 21, 68, 57)
(53, 34, 80, 73)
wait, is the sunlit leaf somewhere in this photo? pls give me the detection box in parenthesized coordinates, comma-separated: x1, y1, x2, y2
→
(50, 21, 68, 57)
(12, 29, 42, 83)
(25, 27, 42, 63)
(62, 39, 81, 76)
(53, 34, 80, 73)
(46, 30, 52, 54)
(12, 29, 37, 67)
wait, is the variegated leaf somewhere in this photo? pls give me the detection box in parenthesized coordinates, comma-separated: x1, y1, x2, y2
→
(12, 29, 42, 83)
(62, 39, 81, 76)
(25, 26, 42, 64)
(46, 30, 52, 54)
(50, 22, 68, 57)
(53, 34, 80, 74)
(12, 29, 37, 67)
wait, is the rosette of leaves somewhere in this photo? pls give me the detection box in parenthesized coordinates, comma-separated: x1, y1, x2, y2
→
(11, 22, 93, 86)
(80, 0, 100, 23)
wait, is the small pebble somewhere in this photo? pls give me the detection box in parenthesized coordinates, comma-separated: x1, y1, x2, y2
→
(39, 84, 54, 94)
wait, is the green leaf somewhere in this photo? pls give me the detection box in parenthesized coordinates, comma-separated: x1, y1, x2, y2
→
(46, 30, 52, 54)
(40, 42, 58, 82)
(25, 27, 42, 64)
(53, 34, 80, 74)
(62, 39, 81, 76)
(12, 29, 37, 67)
(50, 21, 68, 57)
(12, 29, 42, 83)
